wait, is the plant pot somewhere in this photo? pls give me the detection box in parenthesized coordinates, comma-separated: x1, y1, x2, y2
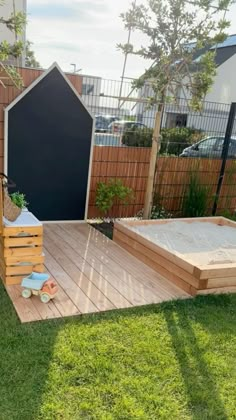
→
(3, 191, 22, 221)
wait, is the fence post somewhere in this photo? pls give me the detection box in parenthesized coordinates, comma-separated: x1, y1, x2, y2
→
(143, 111, 161, 219)
(212, 102, 236, 216)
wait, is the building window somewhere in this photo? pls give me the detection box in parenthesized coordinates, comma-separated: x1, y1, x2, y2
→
(176, 114, 187, 127)
(82, 84, 94, 95)
(166, 113, 187, 128)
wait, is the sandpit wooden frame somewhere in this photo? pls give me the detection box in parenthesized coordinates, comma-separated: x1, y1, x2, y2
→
(114, 217, 236, 296)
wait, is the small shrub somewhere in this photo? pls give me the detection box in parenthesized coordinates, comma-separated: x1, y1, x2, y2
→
(151, 205, 172, 219)
(160, 127, 204, 155)
(10, 192, 28, 209)
(219, 209, 236, 221)
(137, 205, 172, 220)
(137, 192, 172, 220)
(182, 173, 209, 217)
(122, 126, 153, 147)
(96, 179, 134, 216)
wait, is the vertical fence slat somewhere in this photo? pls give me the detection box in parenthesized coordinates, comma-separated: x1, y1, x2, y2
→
(88, 146, 236, 219)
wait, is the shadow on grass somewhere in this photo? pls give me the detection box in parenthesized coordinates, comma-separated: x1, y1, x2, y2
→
(1, 280, 236, 419)
(164, 299, 229, 420)
(0, 283, 61, 420)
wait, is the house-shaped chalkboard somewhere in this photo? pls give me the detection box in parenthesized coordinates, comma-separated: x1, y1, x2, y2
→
(4, 63, 94, 221)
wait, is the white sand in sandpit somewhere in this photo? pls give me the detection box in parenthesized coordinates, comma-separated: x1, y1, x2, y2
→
(129, 221, 236, 266)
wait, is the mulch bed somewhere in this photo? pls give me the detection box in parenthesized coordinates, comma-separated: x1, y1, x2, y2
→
(90, 221, 114, 240)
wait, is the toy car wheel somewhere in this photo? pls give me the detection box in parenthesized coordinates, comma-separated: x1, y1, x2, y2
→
(22, 289, 32, 299)
(40, 293, 50, 304)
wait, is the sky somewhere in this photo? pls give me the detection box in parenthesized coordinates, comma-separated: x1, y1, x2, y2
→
(27, 0, 236, 80)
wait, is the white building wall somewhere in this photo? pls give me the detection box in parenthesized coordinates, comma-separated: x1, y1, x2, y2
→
(186, 109, 229, 135)
(139, 103, 230, 134)
(172, 54, 236, 105)
(0, 0, 27, 66)
(137, 54, 236, 133)
(205, 54, 236, 104)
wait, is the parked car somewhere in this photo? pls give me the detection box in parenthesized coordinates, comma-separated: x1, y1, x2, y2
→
(180, 136, 236, 158)
(95, 115, 119, 133)
(108, 120, 147, 134)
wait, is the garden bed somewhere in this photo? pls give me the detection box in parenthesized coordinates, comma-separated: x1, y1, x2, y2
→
(90, 221, 114, 239)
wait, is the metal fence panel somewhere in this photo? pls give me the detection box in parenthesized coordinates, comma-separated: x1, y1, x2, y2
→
(82, 78, 236, 219)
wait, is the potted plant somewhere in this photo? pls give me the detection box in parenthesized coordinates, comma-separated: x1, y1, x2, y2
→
(3, 191, 28, 222)
(92, 179, 134, 239)
(10, 192, 28, 210)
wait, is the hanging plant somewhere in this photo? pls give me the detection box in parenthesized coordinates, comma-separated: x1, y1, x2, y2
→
(10, 192, 28, 209)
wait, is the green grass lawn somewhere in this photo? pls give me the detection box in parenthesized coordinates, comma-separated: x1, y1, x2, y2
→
(1, 283, 236, 420)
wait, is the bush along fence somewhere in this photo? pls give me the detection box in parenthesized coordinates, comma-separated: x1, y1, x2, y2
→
(122, 126, 205, 155)
(88, 146, 236, 219)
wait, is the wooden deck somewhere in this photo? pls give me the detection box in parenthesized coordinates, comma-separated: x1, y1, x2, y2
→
(5, 223, 189, 323)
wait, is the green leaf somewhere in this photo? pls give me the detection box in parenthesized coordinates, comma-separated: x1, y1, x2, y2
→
(96, 179, 134, 216)
(10, 192, 28, 209)
(119, 0, 235, 109)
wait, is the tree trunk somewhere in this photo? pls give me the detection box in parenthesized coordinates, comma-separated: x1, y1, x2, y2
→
(143, 106, 163, 219)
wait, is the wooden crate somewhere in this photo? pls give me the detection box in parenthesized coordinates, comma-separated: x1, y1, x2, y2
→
(114, 217, 236, 296)
(0, 212, 45, 285)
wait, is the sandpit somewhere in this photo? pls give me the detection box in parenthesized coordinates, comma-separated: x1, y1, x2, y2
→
(129, 221, 236, 266)
(113, 217, 236, 296)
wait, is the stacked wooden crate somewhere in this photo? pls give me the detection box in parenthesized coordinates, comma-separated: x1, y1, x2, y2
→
(0, 211, 45, 285)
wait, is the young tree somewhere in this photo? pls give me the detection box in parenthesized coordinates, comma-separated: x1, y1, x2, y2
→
(119, 0, 235, 218)
(0, 0, 26, 88)
(25, 41, 41, 68)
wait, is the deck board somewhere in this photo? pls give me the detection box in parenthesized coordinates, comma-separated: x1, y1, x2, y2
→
(4, 223, 189, 323)
(44, 226, 132, 310)
(51, 224, 158, 305)
(6, 285, 42, 323)
(78, 224, 186, 298)
(44, 235, 116, 312)
(44, 248, 99, 314)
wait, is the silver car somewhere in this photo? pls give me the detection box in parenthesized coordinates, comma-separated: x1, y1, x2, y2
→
(180, 136, 236, 158)
(95, 115, 119, 133)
